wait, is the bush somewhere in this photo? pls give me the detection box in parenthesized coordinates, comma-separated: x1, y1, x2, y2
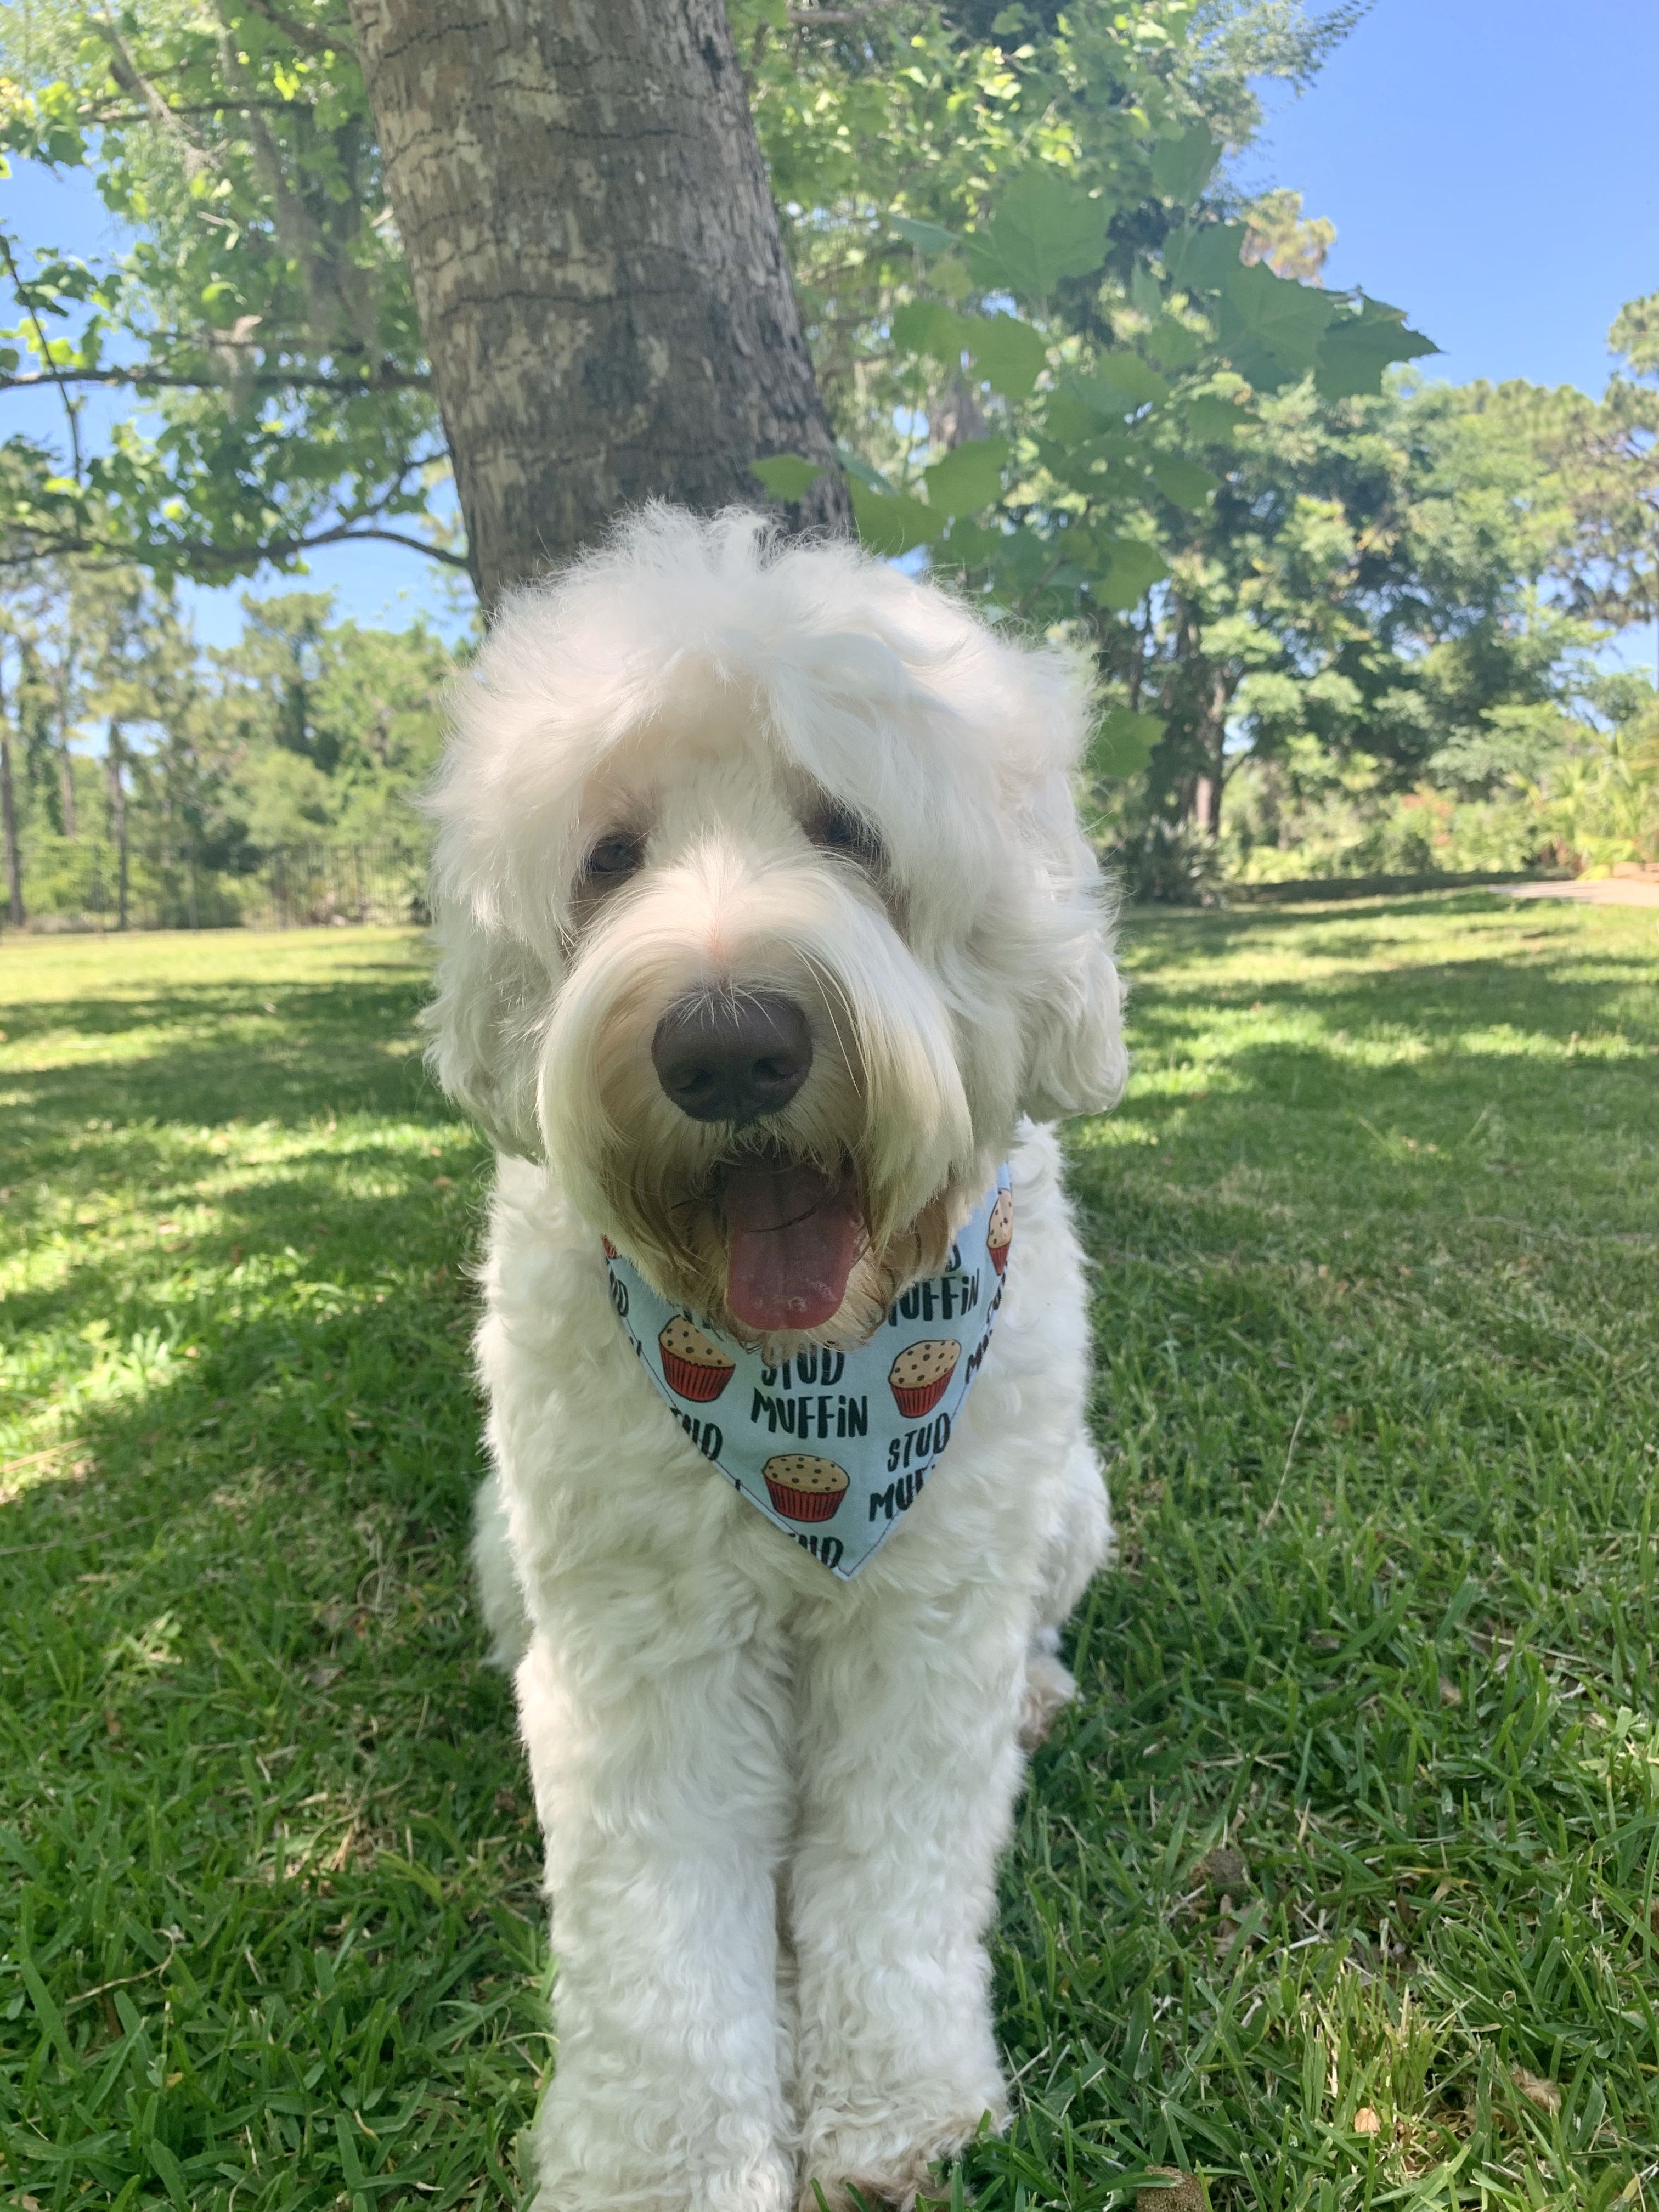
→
(1220, 716, 1658, 883)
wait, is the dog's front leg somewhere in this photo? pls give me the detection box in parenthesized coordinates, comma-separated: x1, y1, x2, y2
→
(516, 1618, 796, 2212)
(789, 1584, 1027, 2210)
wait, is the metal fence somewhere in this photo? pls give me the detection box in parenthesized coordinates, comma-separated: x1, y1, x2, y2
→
(2, 836, 431, 934)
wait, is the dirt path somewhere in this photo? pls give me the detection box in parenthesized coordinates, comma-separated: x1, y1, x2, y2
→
(1506, 877, 1659, 907)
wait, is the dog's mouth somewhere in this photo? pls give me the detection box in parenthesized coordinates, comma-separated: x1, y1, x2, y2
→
(718, 1146, 864, 1334)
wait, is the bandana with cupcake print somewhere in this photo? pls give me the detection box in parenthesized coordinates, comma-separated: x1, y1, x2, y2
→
(602, 1167, 1013, 1578)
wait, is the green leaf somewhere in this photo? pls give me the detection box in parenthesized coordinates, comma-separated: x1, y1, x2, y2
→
(18, 1948, 77, 2074)
(1314, 302, 1440, 399)
(964, 313, 1047, 398)
(849, 481, 943, 556)
(890, 215, 961, 256)
(1180, 393, 1248, 442)
(932, 517, 1002, 568)
(749, 454, 824, 503)
(1091, 538, 1169, 611)
(1149, 452, 1222, 510)
(892, 299, 972, 363)
(1223, 259, 1336, 377)
(1090, 705, 1165, 778)
(1150, 123, 1219, 205)
(1164, 222, 1250, 295)
(923, 438, 1009, 517)
(835, 443, 894, 495)
(1143, 314, 1201, 369)
(1039, 392, 1104, 449)
(1130, 262, 1163, 319)
(1081, 352, 1169, 414)
(966, 169, 1113, 302)
(147, 2142, 191, 2212)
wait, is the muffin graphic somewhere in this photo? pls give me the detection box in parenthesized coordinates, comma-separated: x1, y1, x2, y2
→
(763, 1454, 849, 1523)
(658, 1316, 736, 1402)
(986, 1190, 1013, 1277)
(888, 1339, 961, 1419)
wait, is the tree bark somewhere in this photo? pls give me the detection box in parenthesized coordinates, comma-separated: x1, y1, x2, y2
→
(106, 723, 129, 930)
(1192, 668, 1231, 839)
(1, 725, 22, 927)
(347, 0, 851, 607)
(58, 741, 77, 840)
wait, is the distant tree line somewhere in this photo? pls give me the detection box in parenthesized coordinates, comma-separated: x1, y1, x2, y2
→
(0, 563, 452, 927)
(1, 0, 1655, 900)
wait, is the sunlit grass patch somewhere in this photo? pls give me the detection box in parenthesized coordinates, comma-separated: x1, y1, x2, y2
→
(2, 896, 1656, 2210)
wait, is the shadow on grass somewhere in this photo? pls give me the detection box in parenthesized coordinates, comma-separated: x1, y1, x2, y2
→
(1, 970, 443, 1192)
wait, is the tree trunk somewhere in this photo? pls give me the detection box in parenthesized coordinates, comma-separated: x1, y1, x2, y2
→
(107, 723, 129, 930)
(347, 0, 851, 607)
(1192, 668, 1231, 839)
(54, 636, 78, 839)
(1, 728, 22, 927)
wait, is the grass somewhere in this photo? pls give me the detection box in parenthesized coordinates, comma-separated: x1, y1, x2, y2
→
(1, 895, 1656, 2211)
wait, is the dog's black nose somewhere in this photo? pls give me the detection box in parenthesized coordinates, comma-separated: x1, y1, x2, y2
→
(651, 992, 814, 1125)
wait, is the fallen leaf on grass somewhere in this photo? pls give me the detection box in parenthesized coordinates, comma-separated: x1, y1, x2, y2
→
(1353, 2106, 1381, 2136)
(1137, 2172, 1209, 2210)
(1512, 2066, 1561, 2115)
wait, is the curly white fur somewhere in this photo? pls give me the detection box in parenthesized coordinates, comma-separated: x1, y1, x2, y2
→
(426, 509, 1125, 2210)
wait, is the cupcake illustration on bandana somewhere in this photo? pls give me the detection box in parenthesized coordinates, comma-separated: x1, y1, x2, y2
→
(888, 1339, 961, 1418)
(763, 1454, 849, 1523)
(986, 1190, 1013, 1277)
(658, 1316, 736, 1402)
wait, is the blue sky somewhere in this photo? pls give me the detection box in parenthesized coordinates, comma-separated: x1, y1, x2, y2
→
(5, 0, 1656, 658)
(1245, 0, 1658, 398)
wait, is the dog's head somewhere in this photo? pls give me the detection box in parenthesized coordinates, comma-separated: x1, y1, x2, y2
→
(425, 506, 1126, 1350)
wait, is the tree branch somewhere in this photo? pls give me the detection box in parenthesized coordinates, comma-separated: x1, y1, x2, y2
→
(1, 364, 432, 394)
(786, 0, 907, 21)
(87, 13, 221, 183)
(239, 0, 354, 60)
(0, 521, 472, 574)
(0, 234, 83, 484)
(83, 99, 317, 122)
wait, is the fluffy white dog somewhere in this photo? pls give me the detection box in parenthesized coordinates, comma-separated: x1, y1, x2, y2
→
(424, 507, 1127, 2211)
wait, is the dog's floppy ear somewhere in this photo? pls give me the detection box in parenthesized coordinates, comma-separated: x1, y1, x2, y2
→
(421, 909, 552, 1160)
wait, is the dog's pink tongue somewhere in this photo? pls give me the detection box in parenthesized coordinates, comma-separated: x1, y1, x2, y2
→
(725, 1160, 861, 1333)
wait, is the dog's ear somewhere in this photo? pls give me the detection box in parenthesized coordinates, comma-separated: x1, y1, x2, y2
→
(1012, 733, 1129, 1127)
(422, 909, 552, 1159)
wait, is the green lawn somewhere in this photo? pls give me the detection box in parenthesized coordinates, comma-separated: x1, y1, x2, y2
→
(1, 898, 1656, 2211)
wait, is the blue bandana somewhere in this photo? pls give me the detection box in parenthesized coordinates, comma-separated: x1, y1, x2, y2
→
(603, 1167, 1012, 1577)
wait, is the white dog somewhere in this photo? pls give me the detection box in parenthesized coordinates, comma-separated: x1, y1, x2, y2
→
(424, 507, 1127, 2212)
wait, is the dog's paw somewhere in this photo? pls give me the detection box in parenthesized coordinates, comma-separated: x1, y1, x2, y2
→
(1018, 1646, 1076, 1749)
(798, 2101, 1003, 2211)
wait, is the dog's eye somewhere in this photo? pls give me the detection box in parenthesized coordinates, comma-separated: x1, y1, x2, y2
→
(808, 800, 884, 871)
(582, 831, 644, 887)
